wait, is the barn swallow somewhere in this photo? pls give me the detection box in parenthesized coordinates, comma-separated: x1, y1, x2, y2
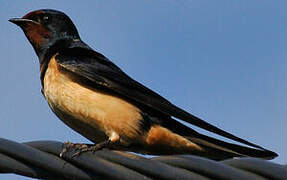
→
(9, 9, 277, 160)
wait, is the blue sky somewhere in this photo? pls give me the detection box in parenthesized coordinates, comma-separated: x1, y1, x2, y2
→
(1, 1, 287, 179)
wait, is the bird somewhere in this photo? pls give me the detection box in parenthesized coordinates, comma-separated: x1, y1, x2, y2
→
(9, 9, 277, 160)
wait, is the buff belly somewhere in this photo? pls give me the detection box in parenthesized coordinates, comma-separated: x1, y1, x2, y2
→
(42, 56, 143, 144)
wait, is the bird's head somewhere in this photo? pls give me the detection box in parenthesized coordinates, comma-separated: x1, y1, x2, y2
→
(9, 9, 80, 58)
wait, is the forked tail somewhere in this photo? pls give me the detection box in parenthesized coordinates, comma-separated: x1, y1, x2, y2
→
(187, 133, 278, 160)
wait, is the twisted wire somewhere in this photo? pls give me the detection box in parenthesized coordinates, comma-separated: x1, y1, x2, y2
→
(0, 138, 286, 180)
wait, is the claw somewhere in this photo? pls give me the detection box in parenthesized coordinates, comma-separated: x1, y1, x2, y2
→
(59, 148, 67, 158)
(71, 145, 90, 158)
(60, 141, 71, 157)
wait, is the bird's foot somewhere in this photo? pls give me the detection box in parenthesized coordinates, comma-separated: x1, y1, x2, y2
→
(60, 140, 115, 158)
(60, 141, 89, 157)
(71, 140, 114, 157)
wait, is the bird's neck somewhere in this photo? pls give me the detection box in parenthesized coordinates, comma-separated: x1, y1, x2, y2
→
(38, 37, 91, 87)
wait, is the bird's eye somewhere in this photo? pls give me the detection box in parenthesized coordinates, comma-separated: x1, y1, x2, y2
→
(42, 15, 51, 24)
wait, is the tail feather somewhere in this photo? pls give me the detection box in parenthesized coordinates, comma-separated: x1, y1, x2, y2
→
(160, 117, 277, 160)
(187, 133, 278, 160)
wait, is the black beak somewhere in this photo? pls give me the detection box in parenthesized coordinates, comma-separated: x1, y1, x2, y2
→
(9, 18, 36, 27)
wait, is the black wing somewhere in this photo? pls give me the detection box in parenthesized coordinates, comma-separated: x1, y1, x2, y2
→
(55, 47, 268, 151)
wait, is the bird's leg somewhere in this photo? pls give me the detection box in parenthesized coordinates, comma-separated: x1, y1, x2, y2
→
(60, 132, 122, 158)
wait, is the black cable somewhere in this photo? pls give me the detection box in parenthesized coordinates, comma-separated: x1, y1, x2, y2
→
(0, 138, 286, 180)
